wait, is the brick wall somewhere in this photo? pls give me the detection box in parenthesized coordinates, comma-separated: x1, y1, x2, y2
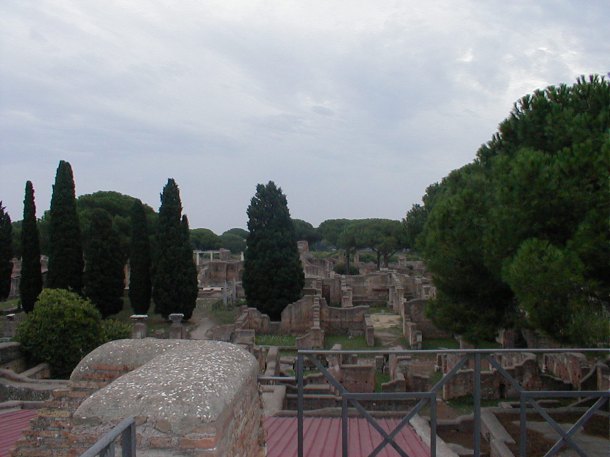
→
(10, 364, 130, 457)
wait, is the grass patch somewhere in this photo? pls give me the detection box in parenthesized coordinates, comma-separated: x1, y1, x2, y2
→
(111, 301, 170, 335)
(324, 334, 373, 350)
(367, 306, 393, 314)
(421, 338, 459, 349)
(447, 396, 501, 414)
(375, 372, 391, 392)
(205, 302, 238, 325)
(256, 334, 296, 346)
(474, 340, 502, 349)
(0, 298, 20, 311)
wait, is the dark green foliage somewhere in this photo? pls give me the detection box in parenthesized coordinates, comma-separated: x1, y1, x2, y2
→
(293, 219, 321, 246)
(78, 191, 157, 261)
(219, 232, 246, 253)
(343, 219, 407, 268)
(243, 181, 304, 320)
(153, 179, 197, 319)
(47, 161, 84, 293)
(84, 209, 125, 317)
(317, 219, 353, 247)
(101, 319, 131, 341)
(220, 228, 248, 253)
(223, 227, 249, 239)
(177, 215, 198, 320)
(190, 228, 221, 250)
(15, 289, 105, 378)
(419, 75, 610, 344)
(10, 220, 21, 259)
(0, 203, 12, 300)
(128, 200, 152, 315)
(333, 263, 359, 275)
(20, 182, 43, 312)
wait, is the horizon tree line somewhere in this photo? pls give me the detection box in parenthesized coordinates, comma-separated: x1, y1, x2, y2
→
(1, 160, 198, 320)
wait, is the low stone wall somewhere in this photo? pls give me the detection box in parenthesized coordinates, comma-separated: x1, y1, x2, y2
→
(0, 342, 26, 372)
(320, 303, 369, 334)
(402, 299, 450, 339)
(0, 367, 66, 402)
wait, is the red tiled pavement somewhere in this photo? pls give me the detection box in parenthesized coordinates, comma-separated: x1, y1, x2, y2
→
(0, 409, 37, 457)
(265, 417, 430, 457)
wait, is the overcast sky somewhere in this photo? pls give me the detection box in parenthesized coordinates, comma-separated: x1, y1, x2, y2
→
(1, 1, 608, 234)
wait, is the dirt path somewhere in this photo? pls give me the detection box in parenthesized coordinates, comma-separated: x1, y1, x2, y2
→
(369, 313, 404, 347)
(187, 299, 215, 340)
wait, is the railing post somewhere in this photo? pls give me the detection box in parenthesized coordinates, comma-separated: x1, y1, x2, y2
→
(520, 394, 527, 457)
(297, 353, 304, 457)
(121, 421, 136, 456)
(342, 396, 348, 457)
(473, 352, 481, 457)
(430, 394, 437, 457)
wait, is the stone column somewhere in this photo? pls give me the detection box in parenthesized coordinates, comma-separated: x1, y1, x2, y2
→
(169, 313, 185, 339)
(4, 314, 17, 339)
(130, 315, 148, 339)
(341, 287, 353, 308)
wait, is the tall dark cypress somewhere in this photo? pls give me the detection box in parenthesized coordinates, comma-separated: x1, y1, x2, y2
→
(153, 179, 184, 318)
(128, 199, 152, 315)
(84, 209, 125, 317)
(47, 161, 84, 293)
(0, 203, 12, 300)
(19, 182, 43, 312)
(242, 181, 304, 320)
(177, 215, 198, 320)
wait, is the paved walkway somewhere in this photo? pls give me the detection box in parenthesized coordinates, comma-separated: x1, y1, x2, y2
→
(526, 421, 609, 457)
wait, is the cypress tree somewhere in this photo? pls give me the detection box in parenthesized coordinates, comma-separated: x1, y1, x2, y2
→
(0, 203, 12, 300)
(47, 161, 84, 293)
(176, 215, 198, 320)
(243, 181, 304, 320)
(84, 209, 125, 317)
(153, 179, 184, 318)
(20, 182, 43, 312)
(128, 199, 152, 315)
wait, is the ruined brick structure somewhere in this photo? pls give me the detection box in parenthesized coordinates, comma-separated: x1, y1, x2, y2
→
(11, 339, 264, 457)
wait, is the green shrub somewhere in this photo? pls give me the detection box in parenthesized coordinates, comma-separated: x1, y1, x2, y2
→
(333, 264, 359, 275)
(15, 289, 105, 378)
(101, 319, 131, 341)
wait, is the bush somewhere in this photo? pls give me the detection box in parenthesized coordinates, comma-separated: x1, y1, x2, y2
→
(15, 289, 105, 378)
(333, 263, 359, 275)
(101, 319, 131, 341)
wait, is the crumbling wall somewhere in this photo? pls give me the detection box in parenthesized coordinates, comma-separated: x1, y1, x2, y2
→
(542, 352, 589, 389)
(401, 299, 451, 339)
(320, 303, 369, 334)
(440, 352, 577, 400)
(280, 296, 316, 334)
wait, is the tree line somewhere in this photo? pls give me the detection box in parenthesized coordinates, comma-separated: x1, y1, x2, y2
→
(1, 161, 198, 320)
(403, 75, 610, 346)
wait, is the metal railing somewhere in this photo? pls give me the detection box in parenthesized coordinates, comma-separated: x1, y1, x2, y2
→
(296, 348, 609, 457)
(80, 416, 136, 457)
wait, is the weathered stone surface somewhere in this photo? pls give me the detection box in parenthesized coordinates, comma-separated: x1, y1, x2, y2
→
(73, 339, 258, 435)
